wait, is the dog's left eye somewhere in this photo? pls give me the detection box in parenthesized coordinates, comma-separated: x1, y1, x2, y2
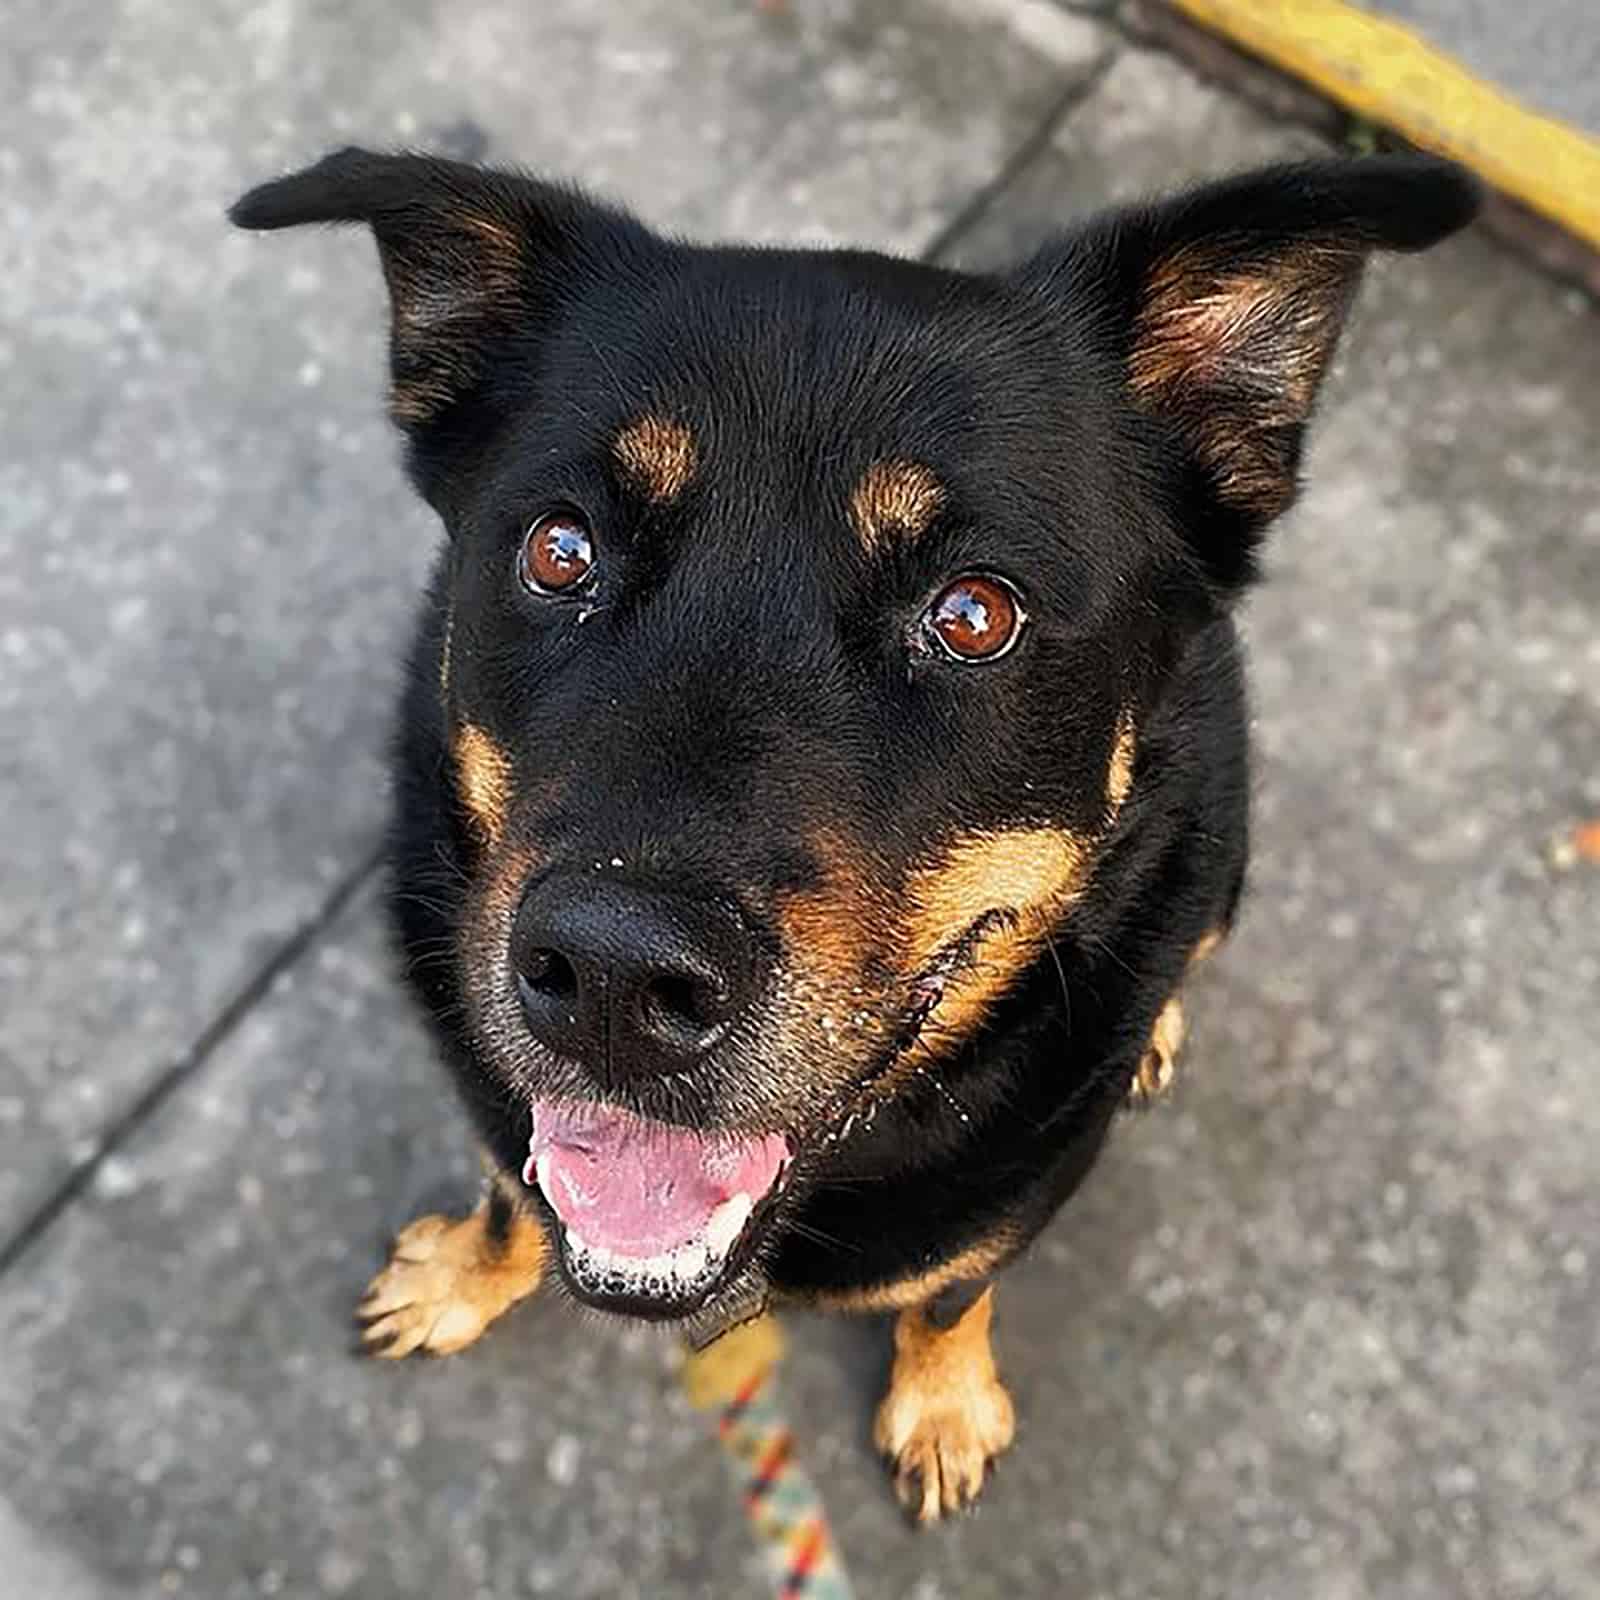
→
(919, 573, 1027, 663)
(519, 510, 596, 595)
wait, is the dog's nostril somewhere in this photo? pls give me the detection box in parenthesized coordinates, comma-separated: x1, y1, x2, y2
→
(520, 948, 578, 1002)
(639, 974, 721, 1043)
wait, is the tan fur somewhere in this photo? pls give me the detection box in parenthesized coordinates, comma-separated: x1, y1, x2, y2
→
(902, 826, 1093, 1066)
(849, 460, 944, 553)
(1125, 928, 1226, 1107)
(613, 415, 697, 504)
(1128, 993, 1187, 1107)
(452, 722, 512, 844)
(357, 1181, 547, 1358)
(779, 716, 1140, 1087)
(775, 832, 892, 993)
(814, 1227, 1019, 1314)
(873, 1288, 1015, 1522)
(1106, 709, 1138, 816)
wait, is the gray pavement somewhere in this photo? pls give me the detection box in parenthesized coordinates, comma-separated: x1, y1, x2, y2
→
(1364, 0, 1600, 136)
(3, 5, 1597, 1599)
(0, 0, 1100, 1249)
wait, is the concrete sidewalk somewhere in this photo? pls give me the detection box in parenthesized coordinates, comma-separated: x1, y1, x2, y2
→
(3, 3, 1597, 1597)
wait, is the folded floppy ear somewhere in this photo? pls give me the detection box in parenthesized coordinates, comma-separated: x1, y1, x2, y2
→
(1019, 157, 1478, 582)
(230, 147, 643, 436)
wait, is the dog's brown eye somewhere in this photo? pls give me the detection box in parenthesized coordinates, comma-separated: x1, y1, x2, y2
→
(923, 574, 1025, 662)
(519, 511, 595, 594)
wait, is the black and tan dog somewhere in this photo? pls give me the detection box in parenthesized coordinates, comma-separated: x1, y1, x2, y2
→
(231, 148, 1476, 1520)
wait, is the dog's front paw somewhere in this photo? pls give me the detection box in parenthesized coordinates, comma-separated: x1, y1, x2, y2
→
(358, 1203, 546, 1359)
(874, 1288, 1014, 1523)
(874, 1362, 1015, 1522)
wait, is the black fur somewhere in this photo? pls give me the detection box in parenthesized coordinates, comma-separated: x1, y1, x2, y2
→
(231, 149, 1477, 1314)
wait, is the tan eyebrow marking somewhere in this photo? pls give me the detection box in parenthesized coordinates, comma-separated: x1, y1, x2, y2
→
(612, 414, 698, 504)
(452, 723, 513, 844)
(849, 460, 945, 554)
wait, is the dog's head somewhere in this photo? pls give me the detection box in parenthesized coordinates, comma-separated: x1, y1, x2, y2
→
(233, 149, 1475, 1316)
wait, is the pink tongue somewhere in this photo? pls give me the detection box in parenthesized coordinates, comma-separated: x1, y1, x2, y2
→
(524, 1100, 788, 1255)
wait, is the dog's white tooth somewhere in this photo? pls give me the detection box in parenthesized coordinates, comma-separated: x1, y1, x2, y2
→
(704, 1193, 753, 1258)
(534, 1153, 554, 1196)
(521, 1153, 539, 1188)
(673, 1241, 709, 1281)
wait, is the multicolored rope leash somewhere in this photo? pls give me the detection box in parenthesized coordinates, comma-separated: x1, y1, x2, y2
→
(682, 1315, 855, 1600)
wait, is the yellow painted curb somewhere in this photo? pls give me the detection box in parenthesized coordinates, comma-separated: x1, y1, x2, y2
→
(1166, 0, 1600, 251)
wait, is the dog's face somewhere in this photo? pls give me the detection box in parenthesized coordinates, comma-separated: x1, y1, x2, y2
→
(234, 151, 1475, 1318)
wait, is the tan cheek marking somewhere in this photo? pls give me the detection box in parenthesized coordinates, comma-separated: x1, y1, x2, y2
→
(776, 730, 1136, 1074)
(452, 723, 513, 844)
(613, 415, 697, 504)
(848, 460, 944, 554)
(812, 1228, 1020, 1314)
(774, 830, 900, 1000)
(901, 827, 1092, 1062)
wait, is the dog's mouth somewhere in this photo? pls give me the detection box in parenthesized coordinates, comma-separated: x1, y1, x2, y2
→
(521, 908, 1014, 1317)
(524, 1099, 791, 1315)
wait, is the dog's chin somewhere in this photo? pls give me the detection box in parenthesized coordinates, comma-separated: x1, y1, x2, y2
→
(550, 1198, 785, 1321)
(521, 1096, 794, 1320)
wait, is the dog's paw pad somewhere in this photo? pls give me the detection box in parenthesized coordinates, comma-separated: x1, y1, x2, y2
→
(1128, 994, 1186, 1107)
(356, 1211, 538, 1359)
(874, 1370, 1015, 1524)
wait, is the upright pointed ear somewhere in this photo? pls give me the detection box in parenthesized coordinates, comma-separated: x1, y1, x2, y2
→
(1019, 157, 1479, 583)
(230, 147, 648, 437)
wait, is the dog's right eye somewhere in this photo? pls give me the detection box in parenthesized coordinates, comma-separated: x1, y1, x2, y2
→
(519, 510, 597, 595)
(919, 573, 1027, 663)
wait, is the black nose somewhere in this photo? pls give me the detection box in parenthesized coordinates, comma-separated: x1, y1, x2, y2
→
(510, 872, 758, 1077)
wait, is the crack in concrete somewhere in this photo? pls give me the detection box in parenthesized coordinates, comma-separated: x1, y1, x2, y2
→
(0, 843, 386, 1278)
(924, 47, 1120, 265)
